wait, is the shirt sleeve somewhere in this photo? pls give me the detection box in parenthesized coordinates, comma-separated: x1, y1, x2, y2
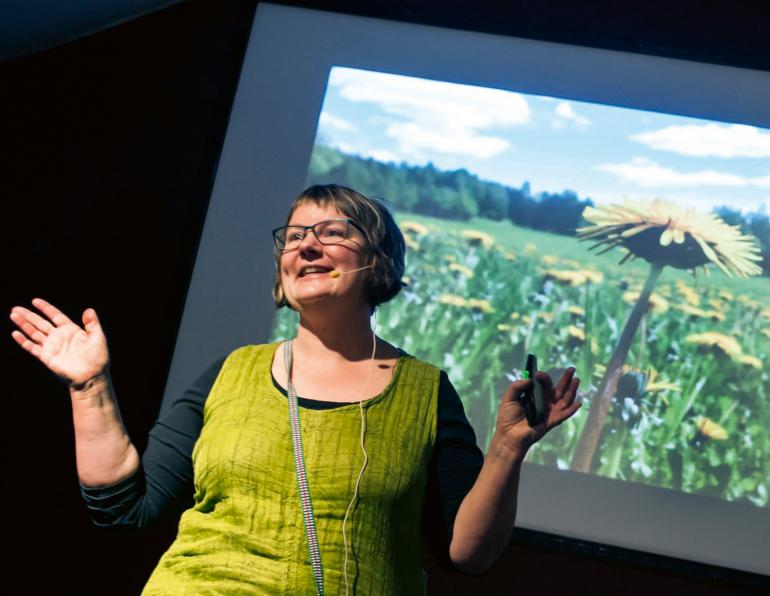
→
(422, 371, 485, 570)
(79, 357, 226, 527)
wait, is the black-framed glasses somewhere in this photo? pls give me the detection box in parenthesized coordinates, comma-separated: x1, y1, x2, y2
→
(272, 218, 366, 252)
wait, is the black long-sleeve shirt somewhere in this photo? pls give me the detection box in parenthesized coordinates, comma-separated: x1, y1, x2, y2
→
(80, 357, 484, 567)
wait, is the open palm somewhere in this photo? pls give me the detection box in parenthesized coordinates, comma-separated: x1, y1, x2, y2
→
(10, 298, 109, 387)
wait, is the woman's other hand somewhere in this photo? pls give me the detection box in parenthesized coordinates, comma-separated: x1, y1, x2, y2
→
(10, 298, 110, 388)
(492, 368, 581, 459)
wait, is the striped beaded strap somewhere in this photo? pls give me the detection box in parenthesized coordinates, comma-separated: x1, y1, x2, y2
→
(284, 340, 325, 596)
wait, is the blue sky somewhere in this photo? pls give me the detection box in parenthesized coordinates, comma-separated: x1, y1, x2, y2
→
(314, 67, 770, 214)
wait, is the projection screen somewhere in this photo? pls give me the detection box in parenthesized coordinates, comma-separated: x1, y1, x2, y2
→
(161, 2, 770, 577)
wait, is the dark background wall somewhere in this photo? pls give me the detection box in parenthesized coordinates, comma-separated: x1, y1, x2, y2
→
(2, 1, 768, 594)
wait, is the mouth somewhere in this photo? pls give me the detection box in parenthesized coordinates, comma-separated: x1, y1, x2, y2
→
(298, 266, 334, 278)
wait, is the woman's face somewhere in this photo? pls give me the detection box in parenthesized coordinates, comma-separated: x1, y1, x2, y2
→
(279, 202, 369, 312)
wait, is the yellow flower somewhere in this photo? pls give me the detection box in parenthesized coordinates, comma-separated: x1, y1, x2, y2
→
(760, 309, 770, 322)
(719, 290, 734, 301)
(685, 332, 742, 357)
(567, 305, 585, 317)
(675, 279, 700, 306)
(674, 303, 725, 322)
(578, 198, 762, 277)
(695, 416, 728, 440)
(582, 269, 604, 284)
(497, 323, 514, 333)
(707, 298, 727, 312)
(504, 250, 517, 261)
(762, 329, 770, 339)
(538, 311, 555, 323)
(623, 290, 669, 314)
(567, 325, 585, 341)
(404, 236, 420, 250)
(401, 276, 412, 286)
(541, 255, 559, 265)
(438, 294, 466, 307)
(736, 354, 762, 369)
(444, 255, 457, 262)
(543, 269, 601, 287)
(466, 298, 495, 314)
(521, 315, 532, 325)
(510, 312, 521, 320)
(400, 221, 428, 235)
(524, 243, 537, 256)
(644, 368, 680, 393)
(460, 229, 494, 249)
(448, 263, 474, 278)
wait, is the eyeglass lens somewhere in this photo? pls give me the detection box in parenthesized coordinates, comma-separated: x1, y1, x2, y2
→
(276, 220, 350, 250)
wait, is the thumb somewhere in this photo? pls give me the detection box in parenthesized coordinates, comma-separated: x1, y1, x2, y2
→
(82, 308, 102, 333)
(501, 378, 531, 404)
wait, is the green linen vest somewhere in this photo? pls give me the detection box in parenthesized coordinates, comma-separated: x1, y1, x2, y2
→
(141, 342, 440, 595)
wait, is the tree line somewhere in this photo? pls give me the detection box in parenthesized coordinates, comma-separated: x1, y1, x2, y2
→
(306, 144, 769, 275)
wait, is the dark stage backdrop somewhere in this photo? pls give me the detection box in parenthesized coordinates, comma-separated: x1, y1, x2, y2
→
(2, 1, 768, 594)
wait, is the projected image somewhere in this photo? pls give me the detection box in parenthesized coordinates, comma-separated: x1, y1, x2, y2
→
(271, 67, 770, 508)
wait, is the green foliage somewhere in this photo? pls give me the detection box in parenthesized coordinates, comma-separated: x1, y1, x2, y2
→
(305, 144, 591, 227)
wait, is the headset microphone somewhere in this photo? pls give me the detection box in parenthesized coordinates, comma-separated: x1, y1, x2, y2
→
(329, 265, 372, 278)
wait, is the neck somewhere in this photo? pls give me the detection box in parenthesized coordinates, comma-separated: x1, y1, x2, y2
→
(293, 304, 375, 362)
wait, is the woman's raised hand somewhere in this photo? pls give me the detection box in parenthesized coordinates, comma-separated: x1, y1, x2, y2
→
(10, 298, 110, 388)
(492, 368, 581, 458)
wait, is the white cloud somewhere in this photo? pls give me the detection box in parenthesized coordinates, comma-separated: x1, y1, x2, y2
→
(330, 141, 356, 154)
(631, 123, 770, 158)
(595, 157, 770, 189)
(597, 158, 743, 187)
(362, 149, 401, 163)
(749, 174, 770, 189)
(554, 101, 590, 127)
(318, 112, 356, 132)
(328, 67, 530, 161)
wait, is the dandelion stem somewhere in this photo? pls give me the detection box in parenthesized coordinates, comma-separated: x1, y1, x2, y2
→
(571, 263, 664, 473)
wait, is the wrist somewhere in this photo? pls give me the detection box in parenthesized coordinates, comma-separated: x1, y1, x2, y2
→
(69, 372, 112, 403)
(489, 433, 528, 464)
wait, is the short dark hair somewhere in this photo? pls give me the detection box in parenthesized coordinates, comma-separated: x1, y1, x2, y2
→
(272, 184, 405, 311)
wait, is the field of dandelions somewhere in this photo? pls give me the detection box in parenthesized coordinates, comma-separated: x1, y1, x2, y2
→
(270, 212, 770, 507)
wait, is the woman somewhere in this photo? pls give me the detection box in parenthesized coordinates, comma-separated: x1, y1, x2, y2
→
(10, 184, 580, 595)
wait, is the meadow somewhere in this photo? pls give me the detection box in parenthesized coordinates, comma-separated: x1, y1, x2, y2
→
(271, 211, 770, 507)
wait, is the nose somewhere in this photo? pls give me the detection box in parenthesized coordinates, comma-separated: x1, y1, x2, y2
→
(297, 228, 322, 256)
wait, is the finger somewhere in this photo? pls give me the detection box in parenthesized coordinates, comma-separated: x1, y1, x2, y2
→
(553, 367, 577, 401)
(501, 378, 532, 404)
(10, 315, 48, 345)
(10, 306, 55, 335)
(82, 308, 102, 334)
(31, 297, 72, 327)
(11, 330, 43, 359)
(565, 377, 580, 404)
(535, 370, 554, 393)
(548, 400, 582, 429)
(552, 377, 580, 412)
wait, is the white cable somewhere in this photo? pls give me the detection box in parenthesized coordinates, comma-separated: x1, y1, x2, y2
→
(342, 319, 377, 596)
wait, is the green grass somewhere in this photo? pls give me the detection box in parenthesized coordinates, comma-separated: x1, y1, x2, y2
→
(393, 211, 770, 300)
